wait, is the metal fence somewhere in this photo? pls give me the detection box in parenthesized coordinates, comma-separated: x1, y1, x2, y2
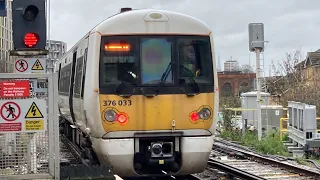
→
(0, 73, 59, 179)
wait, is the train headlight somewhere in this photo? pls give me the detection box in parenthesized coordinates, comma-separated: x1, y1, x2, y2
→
(104, 109, 117, 122)
(189, 106, 212, 122)
(198, 108, 211, 120)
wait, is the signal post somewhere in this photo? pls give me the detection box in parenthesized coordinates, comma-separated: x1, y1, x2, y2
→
(0, 0, 60, 179)
(248, 23, 268, 141)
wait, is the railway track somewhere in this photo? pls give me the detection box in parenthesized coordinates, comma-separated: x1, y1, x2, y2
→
(60, 134, 201, 180)
(207, 159, 265, 180)
(59, 134, 82, 166)
(59, 134, 117, 179)
(123, 174, 201, 180)
(210, 138, 320, 180)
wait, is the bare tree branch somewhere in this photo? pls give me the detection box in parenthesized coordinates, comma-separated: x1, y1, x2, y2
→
(268, 49, 320, 115)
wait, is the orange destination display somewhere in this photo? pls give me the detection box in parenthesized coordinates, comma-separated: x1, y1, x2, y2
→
(104, 43, 130, 52)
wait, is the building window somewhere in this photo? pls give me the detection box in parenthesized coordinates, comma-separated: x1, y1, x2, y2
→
(222, 83, 232, 96)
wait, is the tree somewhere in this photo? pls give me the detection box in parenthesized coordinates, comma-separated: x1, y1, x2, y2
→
(269, 49, 320, 115)
(219, 95, 241, 131)
(220, 95, 241, 109)
(241, 64, 254, 73)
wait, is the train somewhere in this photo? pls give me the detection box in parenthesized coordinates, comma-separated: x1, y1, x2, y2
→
(54, 7, 219, 178)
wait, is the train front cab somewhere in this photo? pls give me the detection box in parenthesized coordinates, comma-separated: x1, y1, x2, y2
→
(93, 34, 217, 177)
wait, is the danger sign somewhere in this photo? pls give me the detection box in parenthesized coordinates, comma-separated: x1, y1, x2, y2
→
(0, 80, 30, 98)
(14, 58, 47, 73)
(31, 59, 44, 70)
(0, 99, 47, 133)
(25, 120, 44, 131)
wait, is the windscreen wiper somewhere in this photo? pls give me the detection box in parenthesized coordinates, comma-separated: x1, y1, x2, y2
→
(141, 62, 172, 98)
(157, 62, 172, 90)
(114, 81, 136, 98)
(114, 71, 136, 98)
(179, 65, 200, 96)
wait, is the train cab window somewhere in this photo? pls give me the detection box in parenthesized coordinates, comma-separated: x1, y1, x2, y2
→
(178, 37, 213, 85)
(140, 38, 173, 85)
(100, 39, 138, 86)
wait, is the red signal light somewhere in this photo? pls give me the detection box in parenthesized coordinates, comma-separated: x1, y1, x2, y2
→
(190, 112, 199, 122)
(116, 112, 129, 125)
(24, 32, 39, 48)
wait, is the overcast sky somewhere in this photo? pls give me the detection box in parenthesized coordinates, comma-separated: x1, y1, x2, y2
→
(50, 0, 320, 75)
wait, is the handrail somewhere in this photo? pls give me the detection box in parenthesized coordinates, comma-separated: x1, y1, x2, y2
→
(279, 117, 320, 141)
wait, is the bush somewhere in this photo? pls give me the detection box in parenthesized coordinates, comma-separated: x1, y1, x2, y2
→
(282, 132, 289, 141)
(221, 130, 289, 156)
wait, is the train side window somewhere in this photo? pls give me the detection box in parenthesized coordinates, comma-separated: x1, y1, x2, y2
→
(80, 48, 88, 99)
(60, 64, 72, 95)
(74, 56, 84, 98)
(59, 65, 66, 94)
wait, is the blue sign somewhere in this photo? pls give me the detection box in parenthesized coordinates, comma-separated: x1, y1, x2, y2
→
(0, 0, 6, 17)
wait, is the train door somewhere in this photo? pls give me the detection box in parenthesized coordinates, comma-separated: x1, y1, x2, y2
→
(57, 63, 62, 114)
(69, 51, 77, 122)
(72, 47, 86, 127)
(80, 47, 88, 127)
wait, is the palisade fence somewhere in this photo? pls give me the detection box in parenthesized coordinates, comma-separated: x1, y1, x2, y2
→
(0, 73, 59, 180)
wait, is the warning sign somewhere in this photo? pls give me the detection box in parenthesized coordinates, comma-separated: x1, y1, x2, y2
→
(0, 123, 22, 132)
(0, 80, 30, 98)
(25, 119, 44, 131)
(14, 58, 46, 73)
(15, 59, 28, 72)
(25, 102, 44, 118)
(31, 59, 44, 70)
(0, 99, 47, 133)
(0, 101, 21, 121)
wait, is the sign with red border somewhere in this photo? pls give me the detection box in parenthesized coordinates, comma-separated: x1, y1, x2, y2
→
(0, 99, 47, 133)
(0, 101, 21, 121)
(14, 58, 46, 73)
(0, 80, 30, 98)
(15, 59, 28, 72)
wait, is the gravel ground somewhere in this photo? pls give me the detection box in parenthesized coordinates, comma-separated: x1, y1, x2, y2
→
(210, 138, 320, 179)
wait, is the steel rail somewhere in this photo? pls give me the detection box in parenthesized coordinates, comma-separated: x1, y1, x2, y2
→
(213, 139, 320, 178)
(207, 159, 267, 180)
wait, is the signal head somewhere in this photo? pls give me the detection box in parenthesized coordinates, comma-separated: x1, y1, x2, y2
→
(12, 0, 47, 50)
(23, 5, 39, 21)
(24, 32, 39, 48)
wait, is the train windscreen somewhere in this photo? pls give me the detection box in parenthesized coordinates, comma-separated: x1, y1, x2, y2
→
(99, 35, 214, 94)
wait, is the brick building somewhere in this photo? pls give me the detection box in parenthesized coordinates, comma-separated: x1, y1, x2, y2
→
(218, 71, 256, 97)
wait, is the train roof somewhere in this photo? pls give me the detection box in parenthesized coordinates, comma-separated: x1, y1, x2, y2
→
(55, 8, 213, 70)
(92, 8, 212, 35)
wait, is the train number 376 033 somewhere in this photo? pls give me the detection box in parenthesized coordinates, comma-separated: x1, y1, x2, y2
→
(103, 100, 132, 106)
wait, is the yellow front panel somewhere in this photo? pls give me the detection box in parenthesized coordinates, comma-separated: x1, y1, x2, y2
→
(99, 93, 214, 132)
